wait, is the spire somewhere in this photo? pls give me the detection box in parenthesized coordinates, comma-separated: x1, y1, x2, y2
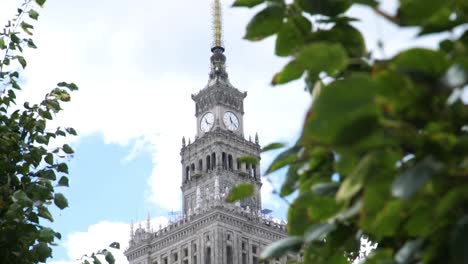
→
(130, 219, 134, 239)
(146, 212, 151, 232)
(209, 0, 228, 81)
(212, 0, 223, 50)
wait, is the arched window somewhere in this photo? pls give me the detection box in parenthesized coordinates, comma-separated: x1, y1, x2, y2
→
(191, 163, 195, 173)
(198, 159, 203, 172)
(253, 165, 257, 179)
(185, 166, 190, 182)
(222, 152, 227, 169)
(246, 164, 251, 176)
(211, 153, 216, 169)
(226, 245, 233, 264)
(228, 155, 233, 170)
(205, 247, 211, 264)
(206, 155, 211, 172)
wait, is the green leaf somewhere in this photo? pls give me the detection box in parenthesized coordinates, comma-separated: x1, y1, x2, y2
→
(57, 176, 69, 187)
(238, 155, 259, 165)
(57, 163, 69, 173)
(109, 242, 120, 249)
(40, 169, 56, 180)
(304, 223, 336, 243)
(38, 206, 54, 221)
(32, 242, 52, 262)
(392, 48, 449, 77)
(92, 256, 102, 264)
(65, 127, 77, 135)
(0, 38, 6, 49)
(275, 16, 309, 57)
(260, 236, 303, 259)
(12, 190, 32, 205)
(302, 74, 378, 146)
(36, 135, 48, 144)
(35, 0, 46, 7)
(54, 193, 68, 209)
(27, 39, 37, 48)
(266, 145, 300, 174)
(364, 200, 403, 239)
(45, 153, 53, 165)
(39, 109, 52, 119)
(337, 153, 378, 201)
(295, 0, 352, 17)
(392, 156, 443, 199)
(261, 142, 286, 152)
(232, 0, 265, 7)
(28, 9, 39, 20)
(245, 6, 284, 41)
(397, 0, 445, 26)
(450, 215, 468, 264)
(226, 183, 254, 203)
(57, 82, 79, 91)
(311, 182, 340, 196)
(62, 144, 74, 154)
(272, 60, 305, 85)
(16, 56, 27, 68)
(105, 252, 115, 264)
(296, 42, 348, 77)
(20, 22, 34, 35)
(39, 227, 56, 243)
(280, 163, 301, 197)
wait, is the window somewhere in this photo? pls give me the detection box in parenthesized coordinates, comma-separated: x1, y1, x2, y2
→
(242, 253, 247, 264)
(205, 247, 211, 264)
(237, 158, 241, 170)
(227, 234, 231, 241)
(252, 165, 257, 179)
(205, 235, 210, 241)
(206, 156, 211, 172)
(193, 243, 197, 252)
(252, 245, 257, 254)
(191, 163, 195, 172)
(198, 159, 203, 172)
(163, 257, 168, 264)
(222, 152, 227, 169)
(211, 153, 216, 169)
(173, 252, 178, 262)
(184, 248, 188, 257)
(226, 246, 233, 264)
(228, 155, 233, 170)
(241, 241, 246, 250)
(253, 256, 258, 264)
(185, 166, 190, 181)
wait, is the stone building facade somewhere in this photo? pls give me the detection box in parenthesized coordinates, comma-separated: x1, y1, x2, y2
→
(124, 10, 288, 264)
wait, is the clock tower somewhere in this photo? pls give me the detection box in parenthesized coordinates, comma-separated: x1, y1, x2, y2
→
(181, 43, 262, 217)
(125, 1, 290, 263)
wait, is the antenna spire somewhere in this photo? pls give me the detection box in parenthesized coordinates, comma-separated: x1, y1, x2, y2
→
(212, 0, 224, 51)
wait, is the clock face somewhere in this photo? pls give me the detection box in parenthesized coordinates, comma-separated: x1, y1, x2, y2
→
(200, 112, 214, 132)
(223, 111, 239, 131)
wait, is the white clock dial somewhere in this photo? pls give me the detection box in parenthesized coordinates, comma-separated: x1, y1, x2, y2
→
(223, 111, 239, 131)
(200, 112, 214, 132)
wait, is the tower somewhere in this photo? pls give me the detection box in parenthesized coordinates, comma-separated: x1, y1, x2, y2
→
(125, 2, 288, 264)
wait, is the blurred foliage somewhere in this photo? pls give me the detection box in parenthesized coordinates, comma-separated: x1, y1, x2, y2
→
(233, 0, 468, 263)
(0, 0, 79, 263)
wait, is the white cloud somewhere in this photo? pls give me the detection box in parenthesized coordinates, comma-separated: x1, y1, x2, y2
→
(48, 217, 169, 264)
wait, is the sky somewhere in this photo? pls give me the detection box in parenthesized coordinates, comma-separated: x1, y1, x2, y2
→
(0, 0, 463, 263)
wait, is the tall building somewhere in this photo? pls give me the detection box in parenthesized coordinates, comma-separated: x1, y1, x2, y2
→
(124, 1, 287, 263)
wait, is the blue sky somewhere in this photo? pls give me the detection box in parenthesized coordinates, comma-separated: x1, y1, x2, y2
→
(1, 0, 461, 263)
